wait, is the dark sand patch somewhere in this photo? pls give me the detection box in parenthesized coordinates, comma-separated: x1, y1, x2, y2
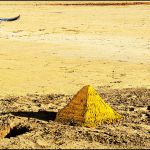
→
(0, 88, 149, 149)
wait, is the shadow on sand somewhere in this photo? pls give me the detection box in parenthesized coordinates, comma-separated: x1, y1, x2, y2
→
(2, 111, 57, 121)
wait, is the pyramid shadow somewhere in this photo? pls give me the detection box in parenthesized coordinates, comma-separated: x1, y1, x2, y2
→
(4, 111, 57, 121)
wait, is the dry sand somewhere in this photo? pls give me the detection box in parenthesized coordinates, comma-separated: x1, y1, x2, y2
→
(0, 1, 150, 97)
(0, 1, 150, 149)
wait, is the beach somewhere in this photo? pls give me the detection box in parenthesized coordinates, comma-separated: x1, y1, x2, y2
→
(0, 1, 150, 96)
(0, 1, 150, 149)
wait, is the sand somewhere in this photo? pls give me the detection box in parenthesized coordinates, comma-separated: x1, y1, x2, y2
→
(0, 1, 150, 97)
(0, 1, 150, 149)
(0, 88, 149, 149)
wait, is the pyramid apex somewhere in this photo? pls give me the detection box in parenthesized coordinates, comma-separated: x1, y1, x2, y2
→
(82, 85, 91, 88)
(82, 85, 94, 89)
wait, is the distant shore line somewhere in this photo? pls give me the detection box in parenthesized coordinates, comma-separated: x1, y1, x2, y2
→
(0, 1, 150, 6)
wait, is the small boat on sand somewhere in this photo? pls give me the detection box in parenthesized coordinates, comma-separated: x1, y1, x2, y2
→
(0, 15, 20, 22)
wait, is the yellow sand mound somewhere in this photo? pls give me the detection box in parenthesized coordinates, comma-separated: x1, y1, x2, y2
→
(56, 85, 122, 127)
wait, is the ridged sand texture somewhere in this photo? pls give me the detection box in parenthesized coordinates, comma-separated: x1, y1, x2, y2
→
(55, 85, 122, 127)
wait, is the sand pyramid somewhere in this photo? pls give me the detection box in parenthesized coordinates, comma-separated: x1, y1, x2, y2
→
(55, 85, 122, 127)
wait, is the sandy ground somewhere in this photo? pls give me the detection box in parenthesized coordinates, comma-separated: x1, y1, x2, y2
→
(0, 87, 149, 149)
(0, 1, 150, 149)
(0, 1, 150, 97)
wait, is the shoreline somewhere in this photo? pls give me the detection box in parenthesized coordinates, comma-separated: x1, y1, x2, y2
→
(0, 1, 150, 6)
